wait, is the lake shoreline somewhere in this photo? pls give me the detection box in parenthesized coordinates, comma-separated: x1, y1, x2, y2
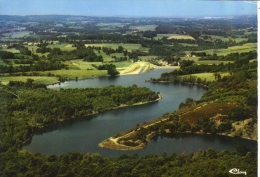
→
(23, 93, 163, 146)
(46, 63, 178, 87)
(98, 102, 257, 151)
(98, 129, 257, 151)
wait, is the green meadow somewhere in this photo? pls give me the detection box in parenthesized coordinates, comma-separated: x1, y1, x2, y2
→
(155, 34, 195, 40)
(64, 60, 103, 70)
(0, 47, 20, 54)
(202, 35, 247, 43)
(38, 69, 108, 79)
(181, 57, 234, 65)
(0, 59, 8, 65)
(93, 50, 114, 62)
(85, 43, 146, 51)
(129, 25, 158, 31)
(180, 43, 198, 47)
(47, 43, 73, 50)
(180, 72, 230, 82)
(112, 61, 133, 68)
(0, 76, 59, 85)
(139, 55, 158, 61)
(185, 43, 256, 56)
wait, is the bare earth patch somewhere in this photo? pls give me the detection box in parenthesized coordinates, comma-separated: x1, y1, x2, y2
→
(119, 61, 179, 75)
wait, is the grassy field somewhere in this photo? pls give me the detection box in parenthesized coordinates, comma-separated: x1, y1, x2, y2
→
(250, 59, 257, 63)
(85, 43, 145, 51)
(112, 61, 133, 68)
(0, 47, 20, 54)
(181, 56, 234, 65)
(26, 46, 49, 57)
(180, 43, 198, 47)
(155, 34, 195, 40)
(0, 76, 59, 85)
(167, 34, 195, 40)
(3, 31, 33, 38)
(93, 50, 114, 62)
(232, 37, 248, 43)
(26, 43, 76, 57)
(47, 43, 72, 49)
(196, 60, 234, 65)
(0, 59, 8, 65)
(185, 43, 256, 56)
(38, 69, 108, 79)
(65, 60, 133, 71)
(110, 53, 125, 58)
(139, 55, 158, 61)
(64, 60, 104, 70)
(244, 31, 257, 35)
(180, 72, 230, 82)
(129, 25, 158, 31)
(200, 35, 247, 43)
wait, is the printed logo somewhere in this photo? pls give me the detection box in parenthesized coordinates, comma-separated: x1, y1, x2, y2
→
(229, 168, 247, 175)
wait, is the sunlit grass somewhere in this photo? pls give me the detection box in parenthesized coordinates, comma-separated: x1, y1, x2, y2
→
(180, 72, 230, 82)
(155, 34, 195, 40)
(38, 69, 108, 79)
(139, 55, 158, 61)
(86, 43, 143, 51)
(185, 43, 256, 56)
(0, 76, 59, 85)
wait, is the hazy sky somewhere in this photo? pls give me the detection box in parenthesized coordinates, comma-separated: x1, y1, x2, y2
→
(0, 0, 257, 17)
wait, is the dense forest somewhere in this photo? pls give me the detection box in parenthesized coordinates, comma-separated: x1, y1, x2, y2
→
(0, 147, 256, 177)
(0, 83, 159, 152)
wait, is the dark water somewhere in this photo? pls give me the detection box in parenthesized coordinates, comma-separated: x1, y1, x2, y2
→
(23, 69, 257, 156)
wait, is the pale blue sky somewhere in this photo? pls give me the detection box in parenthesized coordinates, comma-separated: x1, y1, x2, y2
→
(0, 0, 257, 17)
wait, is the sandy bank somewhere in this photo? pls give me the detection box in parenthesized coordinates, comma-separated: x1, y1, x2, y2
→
(119, 62, 179, 75)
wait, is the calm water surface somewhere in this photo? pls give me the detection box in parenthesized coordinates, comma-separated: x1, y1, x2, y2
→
(23, 69, 257, 156)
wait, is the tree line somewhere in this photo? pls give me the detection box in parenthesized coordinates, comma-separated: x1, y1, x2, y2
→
(92, 64, 120, 76)
(0, 60, 66, 73)
(0, 147, 256, 177)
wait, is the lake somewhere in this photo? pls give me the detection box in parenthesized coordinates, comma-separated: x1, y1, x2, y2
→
(23, 69, 257, 156)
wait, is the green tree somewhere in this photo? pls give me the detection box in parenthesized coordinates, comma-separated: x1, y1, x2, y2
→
(107, 64, 119, 76)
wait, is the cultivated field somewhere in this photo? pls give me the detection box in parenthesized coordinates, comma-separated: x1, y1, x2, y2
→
(186, 43, 256, 56)
(129, 25, 158, 31)
(180, 56, 234, 65)
(138, 55, 158, 61)
(110, 52, 124, 58)
(93, 50, 114, 62)
(64, 60, 101, 70)
(85, 43, 149, 52)
(47, 43, 75, 50)
(201, 35, 247, 43)
(2, 31, 33, 38)
(112, 61, 133, 68)
(167, 34, 195, 40)
(155, 34, 195, 40)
